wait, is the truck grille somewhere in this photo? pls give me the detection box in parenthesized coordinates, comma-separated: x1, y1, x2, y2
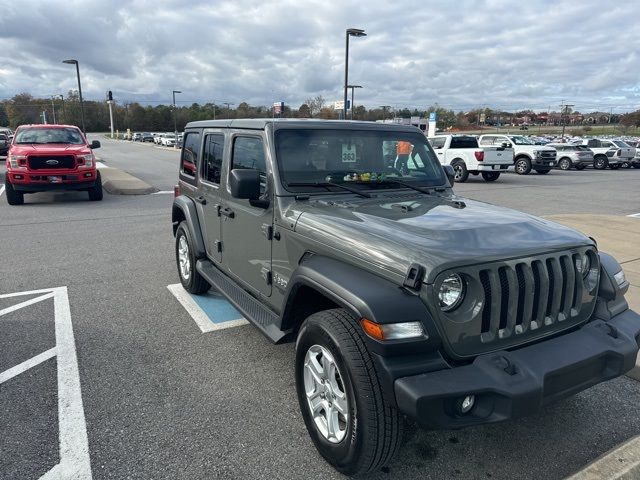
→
(429, 248, 598, 358)
(540, 151, 556, 159)
(28, 155, 75, 170)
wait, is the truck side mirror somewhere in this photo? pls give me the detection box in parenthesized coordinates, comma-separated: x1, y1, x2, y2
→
(90, 140, 101, 149)
(443, 165, 455, 186)
(230, 169, 261, 200)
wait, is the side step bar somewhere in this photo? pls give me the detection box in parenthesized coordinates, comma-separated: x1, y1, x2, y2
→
(195, 259, 290, 343)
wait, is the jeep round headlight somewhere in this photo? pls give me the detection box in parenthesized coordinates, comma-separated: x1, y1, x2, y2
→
(575, 253, 590, 278)
(439, 273, 465, 311)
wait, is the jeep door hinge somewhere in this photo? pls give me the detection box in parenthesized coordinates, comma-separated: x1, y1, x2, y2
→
(260, 267, 272, 285)
(261, 224, 273, 240)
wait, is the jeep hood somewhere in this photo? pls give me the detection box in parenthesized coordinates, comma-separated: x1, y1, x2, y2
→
(294, 195, 593, 283)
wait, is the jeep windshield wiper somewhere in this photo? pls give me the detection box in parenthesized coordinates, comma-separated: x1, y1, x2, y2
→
(286, 182, 372, 198)
(375, 178, 435, 195)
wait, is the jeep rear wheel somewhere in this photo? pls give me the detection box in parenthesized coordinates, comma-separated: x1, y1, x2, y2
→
(450, 159, 469, 182)
(295, 309, 403, 476)
(5, 180, 24, 205)
(514, 157, 532, 175)
(88, 171, 103, 201)
(175, 222, 209, 294)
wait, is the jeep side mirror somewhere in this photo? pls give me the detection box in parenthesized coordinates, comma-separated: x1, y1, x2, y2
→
(90, 140, 101, 149)
(230, 168, 261, 200)
(444, 165, 455, 186)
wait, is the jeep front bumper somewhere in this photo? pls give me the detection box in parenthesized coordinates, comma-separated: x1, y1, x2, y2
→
(394, 309, 640, 429)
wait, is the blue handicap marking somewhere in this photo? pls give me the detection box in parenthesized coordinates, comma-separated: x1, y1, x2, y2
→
(191, 291, 244, 324)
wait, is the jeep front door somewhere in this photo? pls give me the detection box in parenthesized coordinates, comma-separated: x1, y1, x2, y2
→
(199, 133, 225, 263)
(221, 135, 272, 298)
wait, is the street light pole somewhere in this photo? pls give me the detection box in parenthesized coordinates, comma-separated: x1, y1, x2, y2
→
(172, 90, 182, 146)
(347, 85, 362, 120)
(344, 28, 366, 120)
(62, 59, 86, 133)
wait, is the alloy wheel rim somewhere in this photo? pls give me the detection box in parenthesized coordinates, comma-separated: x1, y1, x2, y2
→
(303, 345, 349, 444)
(178, 235, 191, 280)
(454, 165, 463, 180)
(560, 159, 570, 170)
(516, 161, 526, 173)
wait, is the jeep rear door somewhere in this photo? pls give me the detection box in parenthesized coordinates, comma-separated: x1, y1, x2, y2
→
(220, 133, 273, 298)
(199, 132, 225, 263)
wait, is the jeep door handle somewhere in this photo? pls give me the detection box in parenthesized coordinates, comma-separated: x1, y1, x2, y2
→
(220, 207, 235, 219)
(195, 195, 207, 205)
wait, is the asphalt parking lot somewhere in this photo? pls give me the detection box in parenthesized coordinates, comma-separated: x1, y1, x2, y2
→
(1, 137, 639, 480)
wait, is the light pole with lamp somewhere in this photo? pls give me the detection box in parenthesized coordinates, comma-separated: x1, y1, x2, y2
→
(343, 28, 366, 120)
(62, 59, 86, 133)
(347, 85, 362, 120)
(172, 90, 181, 147)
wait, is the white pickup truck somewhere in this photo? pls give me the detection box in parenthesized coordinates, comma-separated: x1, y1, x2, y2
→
(427, 134, 514, 182)
(578, 139, 636, 170)
(478, 134, 556, 175)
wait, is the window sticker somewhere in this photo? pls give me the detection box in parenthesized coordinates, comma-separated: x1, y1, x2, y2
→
(341, 143, 357, 163)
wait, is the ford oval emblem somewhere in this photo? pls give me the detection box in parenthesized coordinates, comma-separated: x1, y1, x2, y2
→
(46, 159, 59, 165)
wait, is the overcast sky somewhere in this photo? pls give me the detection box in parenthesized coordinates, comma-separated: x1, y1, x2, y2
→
(1, 0, 639, 113)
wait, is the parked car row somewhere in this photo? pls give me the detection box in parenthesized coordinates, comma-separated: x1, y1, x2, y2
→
(427, 134, 639, 182)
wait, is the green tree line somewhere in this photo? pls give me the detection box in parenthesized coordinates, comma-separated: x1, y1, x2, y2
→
(1, 92, 635, 133)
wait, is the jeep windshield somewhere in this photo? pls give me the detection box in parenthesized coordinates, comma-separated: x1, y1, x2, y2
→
(275, 129, 446, 194)
(14, 127, 84, 145)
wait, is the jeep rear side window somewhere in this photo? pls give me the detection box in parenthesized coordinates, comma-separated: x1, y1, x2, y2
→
(181, 131, 201, 181)
(231, 136, 266, 193)
(203, 134, 224, 184)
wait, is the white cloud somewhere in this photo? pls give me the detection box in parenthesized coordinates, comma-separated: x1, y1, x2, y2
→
(0, 0, 639, 112)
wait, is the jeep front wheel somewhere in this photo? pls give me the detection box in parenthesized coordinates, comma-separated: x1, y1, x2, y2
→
(295, 309, 403, 476)
(175, 222, 209, 294)
(5, 180, 24, 205)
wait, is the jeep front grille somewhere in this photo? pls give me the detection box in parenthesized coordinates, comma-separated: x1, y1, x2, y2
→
(28, 155, 75, 170)
(429, 248, 598, 358)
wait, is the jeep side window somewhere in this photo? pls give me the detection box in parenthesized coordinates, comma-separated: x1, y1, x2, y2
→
(231, 136, 266, 194)
(181, 131, 201, 182)
(202, 134, 224, 184)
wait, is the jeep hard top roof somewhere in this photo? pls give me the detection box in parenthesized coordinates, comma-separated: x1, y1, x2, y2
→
(184, 118, 423, 133)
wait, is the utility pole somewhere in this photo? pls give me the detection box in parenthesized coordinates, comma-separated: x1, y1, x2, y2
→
(223, 102, 234, 119)
(560, 101, 574, 140)
(50, 97, 57, 124)
(106, 90, 115, 138)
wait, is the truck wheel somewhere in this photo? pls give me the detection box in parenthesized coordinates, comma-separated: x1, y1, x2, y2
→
(535, 169, 550, 174)
(514, 157, 532, 175)
(5, 180, 24, 205)
(481, 172, 500, 181)
(593, 156, 608, 170)
(175, 222, 209, 294)
(450, 160, 469, 182)
(88, 172, 103, 201)
(558, 157, 572, 170)
(575, 164, 586, 171)
(295, 309, 403, 476)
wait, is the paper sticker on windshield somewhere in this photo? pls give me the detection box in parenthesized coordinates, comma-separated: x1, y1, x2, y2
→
(341, 144, 357, 163)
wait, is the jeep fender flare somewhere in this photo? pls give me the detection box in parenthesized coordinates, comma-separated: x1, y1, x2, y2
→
(172, 196, 206, 259)
(281, 255, 438, 338)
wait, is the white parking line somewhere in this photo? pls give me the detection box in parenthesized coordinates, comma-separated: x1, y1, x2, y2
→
(0, 184, 5, 197)
(96, 161, 109, 169)
(0, 286, 92, 479)
(151, 190, 174, 195)
(167, 284, 248, 332)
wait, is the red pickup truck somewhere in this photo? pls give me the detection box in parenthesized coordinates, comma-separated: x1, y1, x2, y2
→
(4, 124, 103, 205)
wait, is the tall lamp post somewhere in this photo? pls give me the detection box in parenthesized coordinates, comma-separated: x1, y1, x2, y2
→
(344, 28, 366, 120)
(172, 90, 182, 146)
(347, 85, 362, 120)
(62, 59, 86, 133)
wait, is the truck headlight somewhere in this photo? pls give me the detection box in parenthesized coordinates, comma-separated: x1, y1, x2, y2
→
(77, 154, 94, 168)
(439, 273, 465, 311)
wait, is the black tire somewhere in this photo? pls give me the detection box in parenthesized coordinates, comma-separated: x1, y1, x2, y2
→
(535, 169, 550, 174)
(450, 159, 469, 182)
(558, 157, 572, 170)
(5, 180, 24, 205)
(514, 157, 532, 175)
(609, 164, 620, 170)
(88, 171, 103, 201)
(481, 172, 500, 181)
(593, 156, 608, 170)
(295, 309, 403, 476)
(175, 222, 209, 294)
(575, 164, 586, 171)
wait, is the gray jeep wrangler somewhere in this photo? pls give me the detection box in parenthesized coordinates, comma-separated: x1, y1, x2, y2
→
(172, 119, 640, 476)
